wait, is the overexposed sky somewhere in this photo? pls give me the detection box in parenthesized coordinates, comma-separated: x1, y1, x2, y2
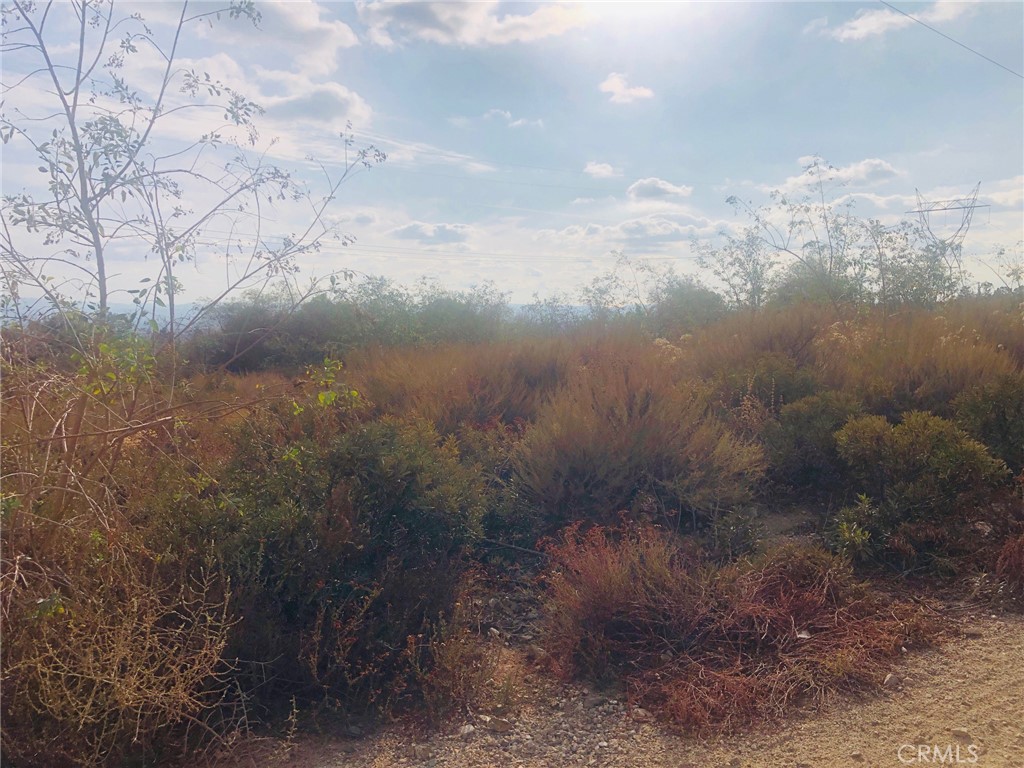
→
(3, 0, 1022, 303)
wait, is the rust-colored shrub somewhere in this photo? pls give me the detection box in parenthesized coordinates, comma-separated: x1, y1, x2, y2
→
(542, 525, 933, 734)
(996, 534, 1024, 595)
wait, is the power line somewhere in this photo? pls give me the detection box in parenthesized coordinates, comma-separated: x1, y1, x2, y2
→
(188, 235, 702, 264)
(878, 1, 1024, 79)
(355, 130, 615, 178)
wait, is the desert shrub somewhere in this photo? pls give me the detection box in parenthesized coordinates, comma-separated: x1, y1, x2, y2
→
(680, 303, 836, 378)
(513, 355, 765, 530)
(1, 529, 231, 768)
(188, 278, 514, 372)
(834, 412, 1010, 564)
(704, 507, 764, 562)
(347, 338, 572, 433)
(543, 525, 932, 733)
(208, 415, 486, 711)
(954, 373, 1024, 474)
(995, 534, 1024, 596)
(714, 352, 820, 415)
(647, 277, 727, 337)
(0, 329, 240, 768)
(764, 391, 863, 489)
(942, 293, 1024, 366)
(828, 494, 881, 563)
(456, 422, 539, 547)
(816, 312, 1018, 418)
(405, 574, 500, 724)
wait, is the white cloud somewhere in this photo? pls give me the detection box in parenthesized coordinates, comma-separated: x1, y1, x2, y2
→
(769, 156, 902, 194)
(390, 221, 475, 244)
(263, 80, 372, 126)
(195, 1, 359, 77)
(539, 210, 719, 250)
(802, 17, 829, 36)
(982, 176, 1024, 209)
(599, 72, 654, 104)
(356, 1, 587, 47)
(815, 1, 977, 42)
(509, 117, 544, 128)
(583, 161, 621, 179)
(627, 177, 693, 199)
(483, 108, 544, 128)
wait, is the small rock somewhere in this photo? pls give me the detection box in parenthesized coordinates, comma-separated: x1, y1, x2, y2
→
(458, 724, 475, 738)
(483, 717, 514, 733)
(408, 744, 432, 761)
(883, 673, 899, 688)
(598, 741, 608, 748)
(850, 752, 864, 762)
(526, 644, 547, 661)
(632, 707, 652, 721)
(583, 692, 605, 709)
(488, 627, 502, 639)
(345, 724, 363, 737)
(951, 727, 973, 743)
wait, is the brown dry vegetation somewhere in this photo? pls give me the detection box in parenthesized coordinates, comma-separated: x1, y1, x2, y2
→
(2, 296, 1023, 766)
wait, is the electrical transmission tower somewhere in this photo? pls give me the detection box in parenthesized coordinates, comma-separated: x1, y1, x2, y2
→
(907, 182, 989, 283)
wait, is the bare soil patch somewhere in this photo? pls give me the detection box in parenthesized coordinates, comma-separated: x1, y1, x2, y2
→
(230, 609, 1024, 768)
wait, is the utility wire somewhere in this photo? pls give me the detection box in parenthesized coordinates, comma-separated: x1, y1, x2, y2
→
(878, 1, 1023, 79)
(189, 236, 702, 264)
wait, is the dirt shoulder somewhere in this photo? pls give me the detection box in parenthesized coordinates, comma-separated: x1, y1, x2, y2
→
(247, 610, 1023, 768)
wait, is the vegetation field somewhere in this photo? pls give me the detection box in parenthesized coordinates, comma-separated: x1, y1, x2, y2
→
(3, 285, 1023, 767)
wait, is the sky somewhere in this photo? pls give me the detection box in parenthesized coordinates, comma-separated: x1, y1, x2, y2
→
(2, 0, 1023, 305)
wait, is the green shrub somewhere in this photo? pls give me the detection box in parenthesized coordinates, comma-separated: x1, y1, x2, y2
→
(835, 411, 1010, 564)
(954, 373, 1024, 474)
(716, 352, 820, 414)
(208, 416, 485, 711)
(765, 391, 863, 489)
